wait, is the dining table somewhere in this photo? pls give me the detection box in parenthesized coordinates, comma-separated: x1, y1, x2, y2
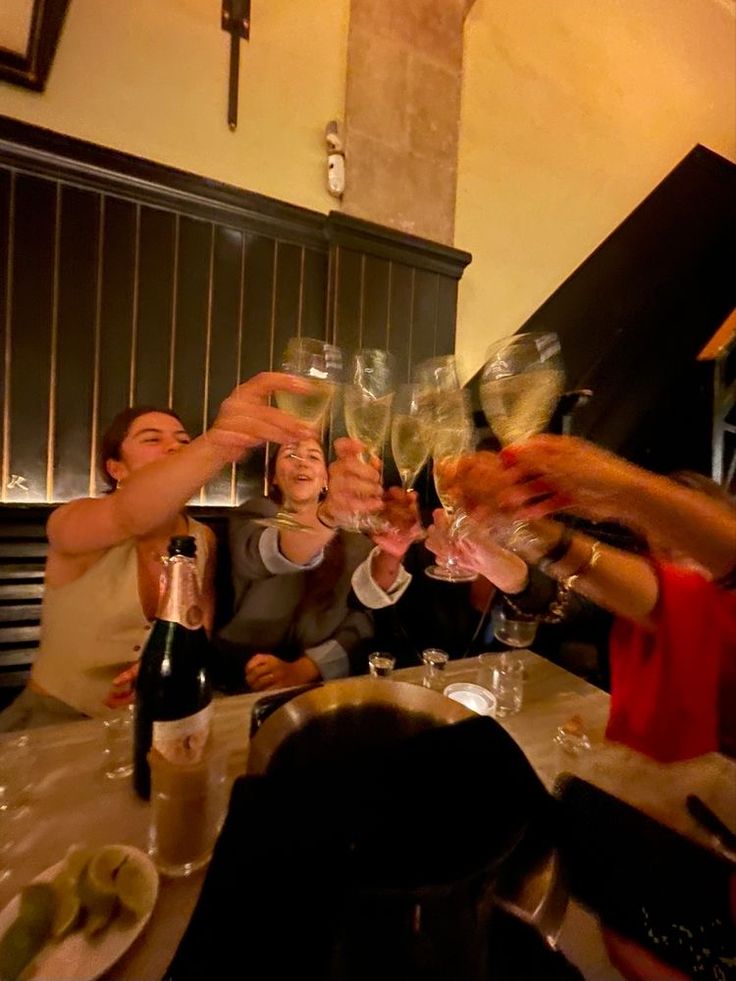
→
(1, 651, 735, 981)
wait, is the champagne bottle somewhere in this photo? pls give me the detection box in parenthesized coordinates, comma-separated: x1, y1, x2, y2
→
(133, 535, 212, 800)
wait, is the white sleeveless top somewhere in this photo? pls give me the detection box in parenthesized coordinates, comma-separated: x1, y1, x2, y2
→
(31, 520, 209, 719)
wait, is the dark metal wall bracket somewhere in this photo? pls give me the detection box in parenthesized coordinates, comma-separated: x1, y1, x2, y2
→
(221, 0, 251, 131)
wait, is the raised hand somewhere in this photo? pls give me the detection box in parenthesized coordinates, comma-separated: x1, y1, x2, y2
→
(371, 487, 424, 559)
(498, 434, 641, 521)
(204, 372, 317, 462)
(320, 437, 384, 525)
(426, 508, 528, 592)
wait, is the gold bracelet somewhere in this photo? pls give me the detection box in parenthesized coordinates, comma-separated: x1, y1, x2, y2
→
(561, 540, 604, 591)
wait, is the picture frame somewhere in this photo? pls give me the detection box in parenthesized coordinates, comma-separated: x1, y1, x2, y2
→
(0, 0, 71, 92)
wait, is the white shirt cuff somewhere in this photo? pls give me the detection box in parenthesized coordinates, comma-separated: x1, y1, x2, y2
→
(305, 640, 349, 680)
(351, 548, 412, 609)
(258, 526, 324, 574)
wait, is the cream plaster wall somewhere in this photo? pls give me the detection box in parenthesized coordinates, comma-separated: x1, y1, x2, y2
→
(0, 0, 350, 214)
(455, 0, 736, 381)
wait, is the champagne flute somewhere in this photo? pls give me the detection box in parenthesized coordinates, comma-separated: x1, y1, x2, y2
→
(342, 348, 395, 531)
(425, 389, 479, 583)
(479, 332, 565, 447)
(254, 336, 343, 532)
(275, 336, 342, 429)
(390, 384, 432, 491)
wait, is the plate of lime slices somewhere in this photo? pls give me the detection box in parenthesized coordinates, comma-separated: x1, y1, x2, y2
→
(0, 844, 159, 981)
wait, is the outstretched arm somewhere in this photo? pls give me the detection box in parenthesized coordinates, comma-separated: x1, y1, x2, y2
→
(498, 436, 736, 580)
(48, 373, 315, 557)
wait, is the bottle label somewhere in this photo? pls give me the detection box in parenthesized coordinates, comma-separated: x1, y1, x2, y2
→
(158, 558, 204, 630)
(152, 704, 212, 765)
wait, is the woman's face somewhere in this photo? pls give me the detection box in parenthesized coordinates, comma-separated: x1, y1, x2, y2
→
(106, 412, 191, 485)
(274, 439, 327, 507)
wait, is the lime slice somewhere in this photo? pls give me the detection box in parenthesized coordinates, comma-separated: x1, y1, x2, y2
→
(85, 846, 129, 896)
(51, 887, 80, 939)
(115, 855, 156, 919)
(77, 847, 127, 937)
(17, 884, 56, 938)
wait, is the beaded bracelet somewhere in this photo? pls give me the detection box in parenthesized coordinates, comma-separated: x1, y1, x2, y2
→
(504, 539, 604, 624)
(538, 524, 574, 570)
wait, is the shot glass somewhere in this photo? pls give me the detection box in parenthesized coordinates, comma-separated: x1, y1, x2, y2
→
(421, 648, 449, 690)
(102, 704, 134, 779)
(148, 744, 230, 878)
(490, 653, 525, 718)
(491, 604, 538, 649)
(368, 652, 396, 679)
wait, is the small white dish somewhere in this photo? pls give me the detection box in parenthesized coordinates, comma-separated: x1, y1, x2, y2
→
(443, 682, 496, 716)
(0, 844, 158, 981)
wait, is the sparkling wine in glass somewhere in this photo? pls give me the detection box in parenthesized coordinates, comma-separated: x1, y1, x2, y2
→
(274, 336, 342, 429)
(255, 336, 343, 532)
(479, 332, 565, 447)
(342, 349, 395, 531)
(424, 389, 478, 583)
(390, 384, 431, 491)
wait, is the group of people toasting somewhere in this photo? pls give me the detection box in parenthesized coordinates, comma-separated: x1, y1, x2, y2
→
(1, 333, 734, 768)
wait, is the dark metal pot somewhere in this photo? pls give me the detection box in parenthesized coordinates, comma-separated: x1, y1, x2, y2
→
(246, 678, 568, 980)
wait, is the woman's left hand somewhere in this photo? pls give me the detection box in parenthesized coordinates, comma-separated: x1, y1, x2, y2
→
(245, 653, 320, 691)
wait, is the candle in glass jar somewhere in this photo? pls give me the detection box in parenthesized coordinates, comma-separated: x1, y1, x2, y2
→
(443, 683, 495, 716)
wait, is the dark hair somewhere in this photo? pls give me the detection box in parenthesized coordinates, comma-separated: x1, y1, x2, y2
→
(99, 405, 185, 492)
(266, 439, 328, 505)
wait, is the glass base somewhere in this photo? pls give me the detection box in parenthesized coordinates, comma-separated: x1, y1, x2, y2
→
(149, 847, 212, 878)
(424, 563, 478, 583)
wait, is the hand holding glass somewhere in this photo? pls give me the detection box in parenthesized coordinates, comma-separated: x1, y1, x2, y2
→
(342, 348, 395, 531)
(425, 389, 478, 583)
(256, 337, 343, 532)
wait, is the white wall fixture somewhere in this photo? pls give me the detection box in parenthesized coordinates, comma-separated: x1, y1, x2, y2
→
(326, 120, 345, 198)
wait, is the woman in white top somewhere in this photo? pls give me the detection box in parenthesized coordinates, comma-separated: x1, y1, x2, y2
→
(0, 373, 315, 730)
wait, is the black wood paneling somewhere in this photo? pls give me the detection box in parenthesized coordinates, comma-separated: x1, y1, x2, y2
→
(0, 169, 11, 485)
(8, 174, 56, 502)
(135, 206, 176, 408)
(97, 196, 136, 464)
(203, 225, 244, 504)
(0, 116, 470, 505)
(54, 185, 100, 500)
(171, 216, 211, 434)
(388, 263, 415, 385)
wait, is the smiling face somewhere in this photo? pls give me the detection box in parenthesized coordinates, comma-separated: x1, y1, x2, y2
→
(105, 411, 191, 486)
(273, 439, 327, 508)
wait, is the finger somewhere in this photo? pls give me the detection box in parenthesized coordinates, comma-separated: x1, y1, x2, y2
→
(223, 404, 316, 440)
(334, 437, 368, 459)
(513, 493, 573, 521)
(232, 372, 315, 400)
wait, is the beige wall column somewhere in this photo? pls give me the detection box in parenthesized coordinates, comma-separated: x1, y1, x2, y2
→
(343, 0, 475, 245)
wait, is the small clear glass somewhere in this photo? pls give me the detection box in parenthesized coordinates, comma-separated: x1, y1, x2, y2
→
(491, 603, 538, 649)
(102, 704, 135, 779)
(368, 652, 396, 679)
(553, 716, 592, 756)
(421, 648, 449, 690)
(490, 653, 525, 718)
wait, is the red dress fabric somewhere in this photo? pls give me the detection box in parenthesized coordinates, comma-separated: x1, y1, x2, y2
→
(607, 562, 736, 763)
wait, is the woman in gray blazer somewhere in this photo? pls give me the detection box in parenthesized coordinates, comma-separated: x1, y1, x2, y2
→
(216, 437, 376, 692)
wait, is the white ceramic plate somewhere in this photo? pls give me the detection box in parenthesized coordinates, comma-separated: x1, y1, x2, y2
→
(0, 845, 159, 981)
